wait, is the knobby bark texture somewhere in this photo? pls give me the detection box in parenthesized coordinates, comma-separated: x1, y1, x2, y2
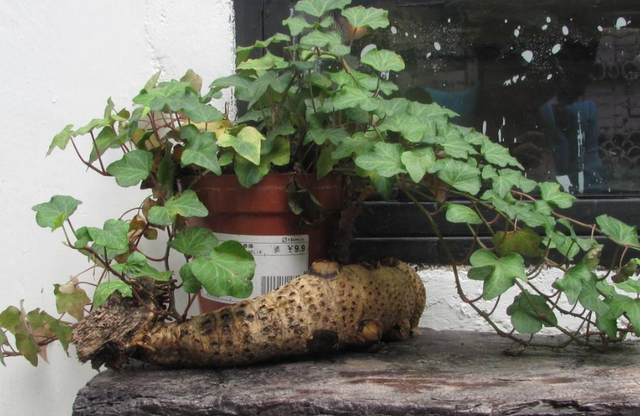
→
(73, 260, 426, 369)
(73, 328, 640, 416)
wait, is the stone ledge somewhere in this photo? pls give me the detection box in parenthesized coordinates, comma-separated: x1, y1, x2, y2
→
(73, 328, 640, 416)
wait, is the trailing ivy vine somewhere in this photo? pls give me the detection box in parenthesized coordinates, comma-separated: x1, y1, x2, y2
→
(2, 0, 640, 366)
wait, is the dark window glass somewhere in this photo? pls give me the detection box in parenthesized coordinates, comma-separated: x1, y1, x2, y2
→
(335, 0, 640, 195)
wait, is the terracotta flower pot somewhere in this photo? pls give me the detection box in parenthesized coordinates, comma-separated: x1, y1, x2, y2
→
(189, 173, 344, 313)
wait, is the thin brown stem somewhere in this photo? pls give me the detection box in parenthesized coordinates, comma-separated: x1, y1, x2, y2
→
(89, 131, 107, 173)
(69, 137, 107, 175)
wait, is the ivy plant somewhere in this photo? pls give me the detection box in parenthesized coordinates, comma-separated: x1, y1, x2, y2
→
(2, 0, 640, 366)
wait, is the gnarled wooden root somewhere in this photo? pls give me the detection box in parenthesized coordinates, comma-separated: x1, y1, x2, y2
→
(73, 261, 426, 369)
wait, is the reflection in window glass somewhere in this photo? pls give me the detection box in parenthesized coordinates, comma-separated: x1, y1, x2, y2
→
(340, 0, 640, 195)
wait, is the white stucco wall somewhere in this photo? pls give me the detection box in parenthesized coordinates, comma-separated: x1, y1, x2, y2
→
(0, 1, 235, 414)
(0, 2, 582, 415)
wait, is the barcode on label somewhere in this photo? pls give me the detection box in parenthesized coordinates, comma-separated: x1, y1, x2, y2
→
(261, 275, 296, 294)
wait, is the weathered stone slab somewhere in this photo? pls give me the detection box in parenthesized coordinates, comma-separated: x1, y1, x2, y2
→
(73, 329, 640, 415)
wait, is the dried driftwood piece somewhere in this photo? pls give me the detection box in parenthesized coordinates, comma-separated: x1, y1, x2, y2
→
(73, 260, 426, 369)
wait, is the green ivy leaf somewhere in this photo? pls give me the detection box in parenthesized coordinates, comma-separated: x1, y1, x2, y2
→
(32, 196, 82, 231)
(47, 124, 74, 156)
(506, 202, 555, 230)
(319, 15, 335, 27)
(87, 219, 130, 253)
(191, 241, 256, 298)
(246, 71, 278, 108)
(147, 208, 171, 227)
(379, 113, 428, 143)
(106, 149, 153, 187)
(317, 145, 337, 180)
(111, 252, 171, 281)
(445, 204, 482, 225)
(489, 169, 535, 198)
(210, 74, 252, 91)
(330, 69, 394, 94)
(144, 70, 162, 90)
(578, 273, 609, 316)
(596, 297, 624, 333)
(15, 334, 39, 366)
(148, 190, 209, 226)
(180, 69, 203, 93)
(74, 117, 111, 137)
(237, 51, 287, 72)
(265, 136, 290, 167)
(480, 189, 514, 213)
(93, 281, 133, 309)
(442, 130, 477, 158)
(158, 147, 175, 195)
(283, 15, 312, 36)
(41, 314, 72, 353)
(332, 87, 380, 112)
(305, 97, 334, 116)
(234, 137, 289, 188)
(267, 119, 295, 142)
(369, 173, 395, 200)
(180, 126, 221, 175)
(300, 29, 342, 48)
(539, 182, 576, 209)
(401, 147, 435, 183)
(332, 134, 374, 160)
(219, 151, 235, 167)
(54, 282, 91, 321)
(614, 259, 638, 283)
(179, 263, 202, 294)
(133, 81, 193, 110)
(616, 278, 640, 295)
(468, 249, 527, 300)
(305, 127, 349, 146)
(169, 226, 219, 258)
(218, 126, 264, 165)
(622, 298, 640, 336)
(378, 97, 408, 117)
(481, 165, 498, 180)
(0, 306, 21, 334)
(502, 169, 537, 193)
(342, 6, 389, 29)
(361, 49, 405, 72)
(305, 72, 333, 89)
(553, 262, 590, 305)
(329, 44, 351, 56)
(267, 70, 291, 91)
(182, 103, 224, 123)
(481, 141, 524, 169)
(295, 0, 351, 17)
(236, 33, 291, 64)
(546, 230, 580, 261)
(596, 214, 640, 248)
(466, 131, 490, 146)
(355, 142, 406, 178)
(507, 291, 558, 334)
(149, 91, 200, 113)
(408, 101, 458, 121)
(89, 127, 124, 163)
(434, 158, 481, 195)
(491, 175, 516, 199)
(155, 80, 192, 97)
(234, 155, 271, 188)
(25, 309, 45, 332)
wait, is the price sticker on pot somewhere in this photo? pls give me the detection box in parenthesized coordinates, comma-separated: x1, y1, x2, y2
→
(202, 233, 310, 304)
